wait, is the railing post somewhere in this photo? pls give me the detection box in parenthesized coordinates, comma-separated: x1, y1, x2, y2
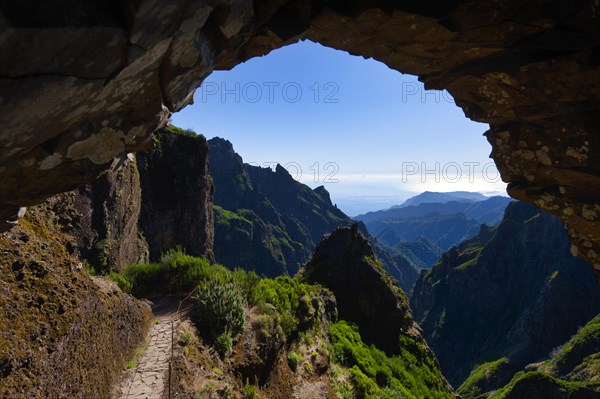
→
(168, 361, 172, 399)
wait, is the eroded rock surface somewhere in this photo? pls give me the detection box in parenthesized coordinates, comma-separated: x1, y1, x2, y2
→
(73, 154, 149, 272)
(137, 127, 214, 261)
(1, 1, 599, 272)
(0, 195, 153, 399)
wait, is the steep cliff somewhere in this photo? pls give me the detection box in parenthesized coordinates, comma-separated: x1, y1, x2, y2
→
(72, 154, 148, 272)
(0, 195, 152, 399)
(68, 125, 214, 271)
(302, 224, 455, 397)
(303, 224, 414, 354)
(137, 126, 214, 261)
(209, 137, 313, 276)
(411, 202, 600, 386)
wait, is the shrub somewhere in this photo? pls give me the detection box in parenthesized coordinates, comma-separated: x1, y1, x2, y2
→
(233, 268, 261, 301)
(82, 259, 96, 276)
(250, 276, 320, 337)
(193, 277, 246, 340)
(288, 352, 301, 372)
(252, 314, 274, 340)
(215, 331, 233, 356)
(303, 361, 313, 373)
(330, 321, 453, 399)
(123, 249, 228, 297)
(243, 380, 258, 399)
(179, 332, 192, 346)
(108, 271, 132, 293)
(124, 262, 168, 297)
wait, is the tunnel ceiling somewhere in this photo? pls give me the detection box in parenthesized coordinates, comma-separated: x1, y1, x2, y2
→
(0, 0, 599, 273)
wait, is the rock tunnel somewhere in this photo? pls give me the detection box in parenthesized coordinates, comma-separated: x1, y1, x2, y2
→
(1, 0, 599, 273)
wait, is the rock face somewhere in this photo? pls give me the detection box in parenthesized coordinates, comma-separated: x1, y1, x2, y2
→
(1, 1, 599, 274)
(410, 201, 600, 386)
(72, 154, 149, 272)
(0, 195, 152, 399)
(137, 127, 214, 261)
(304, 224, 417, 354)
(210, 137, 342, 276)
(67, 126, 214, 271)
(209, 137, 420, 289)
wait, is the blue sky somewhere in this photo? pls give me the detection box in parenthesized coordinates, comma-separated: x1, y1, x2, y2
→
(172, 40, 507, 215)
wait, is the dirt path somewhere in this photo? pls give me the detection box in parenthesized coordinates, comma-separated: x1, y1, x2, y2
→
(114, 299, 180, 399)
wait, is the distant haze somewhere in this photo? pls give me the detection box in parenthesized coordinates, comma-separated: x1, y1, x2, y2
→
(172, 41, 508, 216)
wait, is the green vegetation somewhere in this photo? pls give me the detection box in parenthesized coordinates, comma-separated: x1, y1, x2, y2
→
(126, 345, 146, 369)
(249, 276, 322, 336)
(122, 248, 231, 297)
(91, 238, 115, 272)
(179, 332, 192, 346)
(457, 314, 600, 399)
(214, 205, 253, 228)
(115, 249, 457, 398)
(489, 371, 600, 399)
(118, 249, 322, 356)
(458, 358, 510, 399)
(243, 380, 259, 399)
(456, 256, 479, 271)
(214, 331, 233, 356)
(330, 321, 454, 399)
(164, 124, 199, 137)
(108, 271, 132, 293)
(552, 314, 600, 375)
(288, 352, 301, 372)
(194, 277, 246, 340)
(82, 259, 96, 276)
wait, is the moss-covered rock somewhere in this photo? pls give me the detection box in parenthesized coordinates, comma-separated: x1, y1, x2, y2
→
(0, 196, 152, 399)
(458, 358, 518, 399)
(490, 372, 600, 399)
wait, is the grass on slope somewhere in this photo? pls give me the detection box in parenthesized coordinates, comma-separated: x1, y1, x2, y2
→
(330, 321, 453, 399)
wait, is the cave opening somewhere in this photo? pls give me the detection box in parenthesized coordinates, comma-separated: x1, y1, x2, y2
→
(172, 40, 508, 216)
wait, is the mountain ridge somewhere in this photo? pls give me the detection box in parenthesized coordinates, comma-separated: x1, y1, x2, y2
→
(393, 191, 490, 209)
(208, 137, 421, 291)
(355, 196, 513, 257)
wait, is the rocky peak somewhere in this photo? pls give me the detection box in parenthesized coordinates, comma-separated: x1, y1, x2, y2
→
(303, 224, 416, 354)
(137, 127, 214, 261)
(313, 185, 331, 202)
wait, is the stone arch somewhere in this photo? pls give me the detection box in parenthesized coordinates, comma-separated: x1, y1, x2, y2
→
(0, 0, 598, 272)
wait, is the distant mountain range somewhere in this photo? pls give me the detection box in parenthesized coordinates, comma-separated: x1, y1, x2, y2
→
(354, 194, 513, 258)
(392, 191, 490, 208)
(208, 138, 421, 291)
